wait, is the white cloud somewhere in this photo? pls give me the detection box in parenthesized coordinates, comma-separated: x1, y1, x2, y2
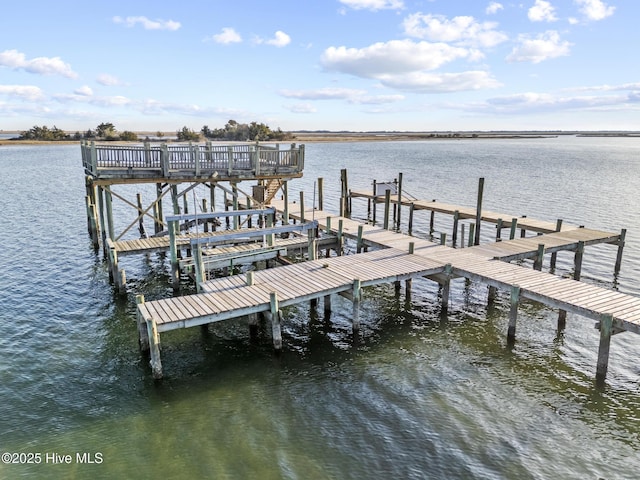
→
(96, 73, 124, 86)
(0, 84, 45, 101)
(574, 0, 615, 21)
(403, 13, 508, 48)
(284, 103, 317, 114)
(266, 31, 291, 47)
(0, 49, 78, 79)
(339, 0, 404, 11)
(486, 2, 504, 14)
(528, 0, 558, 22)
(280, 87, 367, 100)
(506, 31, 572, 63)
(212, 27, 242, 44)
(378, 70, 502, 93)
(74, 86, 93, 96)
(112, 16, 181, 31)
(321, 40, 471, 78)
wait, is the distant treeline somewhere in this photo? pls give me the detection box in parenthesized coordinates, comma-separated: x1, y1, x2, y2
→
(17, 120, 293, 142)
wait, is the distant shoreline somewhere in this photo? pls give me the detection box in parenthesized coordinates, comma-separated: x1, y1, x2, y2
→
(2, 131, 639, 146)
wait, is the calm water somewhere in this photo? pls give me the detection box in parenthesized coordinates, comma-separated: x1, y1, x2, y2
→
(1, 137, 639, 479)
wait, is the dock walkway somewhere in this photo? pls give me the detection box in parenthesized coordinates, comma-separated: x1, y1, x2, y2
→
(137, 200, 637, 381)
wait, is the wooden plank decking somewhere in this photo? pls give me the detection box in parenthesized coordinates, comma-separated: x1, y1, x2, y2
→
(136, 198, 636, 381)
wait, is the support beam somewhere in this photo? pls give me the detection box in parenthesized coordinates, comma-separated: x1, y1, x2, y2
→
(615, 228, 626, 275)
(440, 264, 452, 313)
(533, 244, 545, 271)
(574, 240, 585, 281)
(270, 292, 282, 350)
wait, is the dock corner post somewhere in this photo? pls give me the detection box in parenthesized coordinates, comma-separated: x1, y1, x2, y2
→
(396, 172, 403, 231)
(474, 177, 484, 246)
(352, 278, 362, 332)
(356, 225, 364, 253)
(507, 285, 521, 345)
(169, 220, 180, 292)
(283, 181, 290, 224)
(495, 218, 503, 242)
(557, 309, 567, 332)
(337, 219, 344, 256)
(596, 313, 614, 387)
(534, 244, 545, 271)
(440, 263, 452, 314)
(383, 189, 391, 230)
(408, 203, 414, 236)
(372, 181, 377, 225)
(429, 203, 436, 238)
(452, 210, 460, 247)
(509, 218, 518, 240)
(550, 219, 563, 269)
(146, 318, 163, 380)
(317, 177, 324, 212)
(299, 191, 305, 223)
(160, 143, 170, 177)
(270, 292, 282, 350)
(135, 295, 150, 353)
(574, 240, 585, 281)
(614, 228, 627, 276)
(193, 242, 205, 292)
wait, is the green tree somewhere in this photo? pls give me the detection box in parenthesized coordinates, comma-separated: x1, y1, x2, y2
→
(96, 122, 117, 140)
(119, 131, 138, 141)
(176, 126, 200, 141)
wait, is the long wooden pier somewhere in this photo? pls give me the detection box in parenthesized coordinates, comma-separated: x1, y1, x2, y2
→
(137, 198, 638, 383)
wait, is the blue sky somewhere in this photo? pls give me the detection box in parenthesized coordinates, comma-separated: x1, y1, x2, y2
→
(0, 0, 636, 132)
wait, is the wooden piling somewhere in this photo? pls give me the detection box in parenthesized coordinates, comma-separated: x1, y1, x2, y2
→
(408, 203, 414, 236)
(534, 244, 545, 271)
(396, 172, 403, 231)
(596, 313, 613, 386)
(372, 181, 377, 225)
(550, 219, 563, 269)
(352, 279, 362, 331)
(507, 285, 521, 344)
(468, 223, 475, 248)
(452, 210, 459, 247)
(440, 264, 452, 313)
(137, 193, 147, 238)
(270, 292, 282, 350)
(135, 295, 149, 352)
(147, 317, 163, 379)
(474, 177, 484, 246)
(574, 240, 585, 281)
(496, 218, 503, 241)
(509, 218, 518, 240)
(383, 189, 391, 230)
(615, 229, 626, 275)
(337, 219, 344, 256)
(356, 225, 364, 253)
(318, 177, 324, 211)
(299, 191, 305, 223)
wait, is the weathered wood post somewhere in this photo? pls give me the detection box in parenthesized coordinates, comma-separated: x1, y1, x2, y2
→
(136, 295, 149, 353)
(340, 169, 350, 218)
(534, 244, 545, 271)
(352, 278, 362, 331)
(574, 240, 585, 281)
(318, 177, 324, 212)
(507, 285, 521, 344)
(324, 293, 332, 316)
(549, 219, 563, 269)
(495, 218, 503, 242)
(557, 309, 567, 332)
(460, 224, 466, 248)
(383, 189, 391, 230)
(429, 200, 436, 238)
(509, 218, 518, 240)
(468, 223, 475, 248)
(169, 219, 180, 292)
(246, 272, 259, 338)
(405, 242, 415, 299)
(440, 264, 452, 313)
(440, 232, 447, 246)
(85, 195, 99, 249)
(299, 191, 305, 223)
(520, 215, 527, 238)
(193, 242, 205, 292)
(488, 285, 497, 304)
(154, 183, 164, 234)
(356, 225, 364, 254)
(136, 193, 147, 238)
(474, 177, 484, 246)
(280, 180, 289, 225)
(105, 186, 115, 242)
(452, 210, 459, 247)
(337, 219, 344, 256)
(270, 292, 282, 350)
(232, 183, 239, 230)
(97, 186, 108, 257)
(408, 203, 415, 236)
(396, 172, 403, 231)
(615, 229, 626, 276)
(596, 313, 614, 386)
(147, 317, 163, 379)
(372, 180, 377, 225)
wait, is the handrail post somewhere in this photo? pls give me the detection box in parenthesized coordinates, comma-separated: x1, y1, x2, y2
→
(160, 143, 170, 177)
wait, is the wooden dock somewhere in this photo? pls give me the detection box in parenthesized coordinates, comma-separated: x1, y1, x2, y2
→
(137, 199, 637, 383)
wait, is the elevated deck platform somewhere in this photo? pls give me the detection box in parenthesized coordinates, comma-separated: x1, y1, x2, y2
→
(81, 141, 304, 184)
